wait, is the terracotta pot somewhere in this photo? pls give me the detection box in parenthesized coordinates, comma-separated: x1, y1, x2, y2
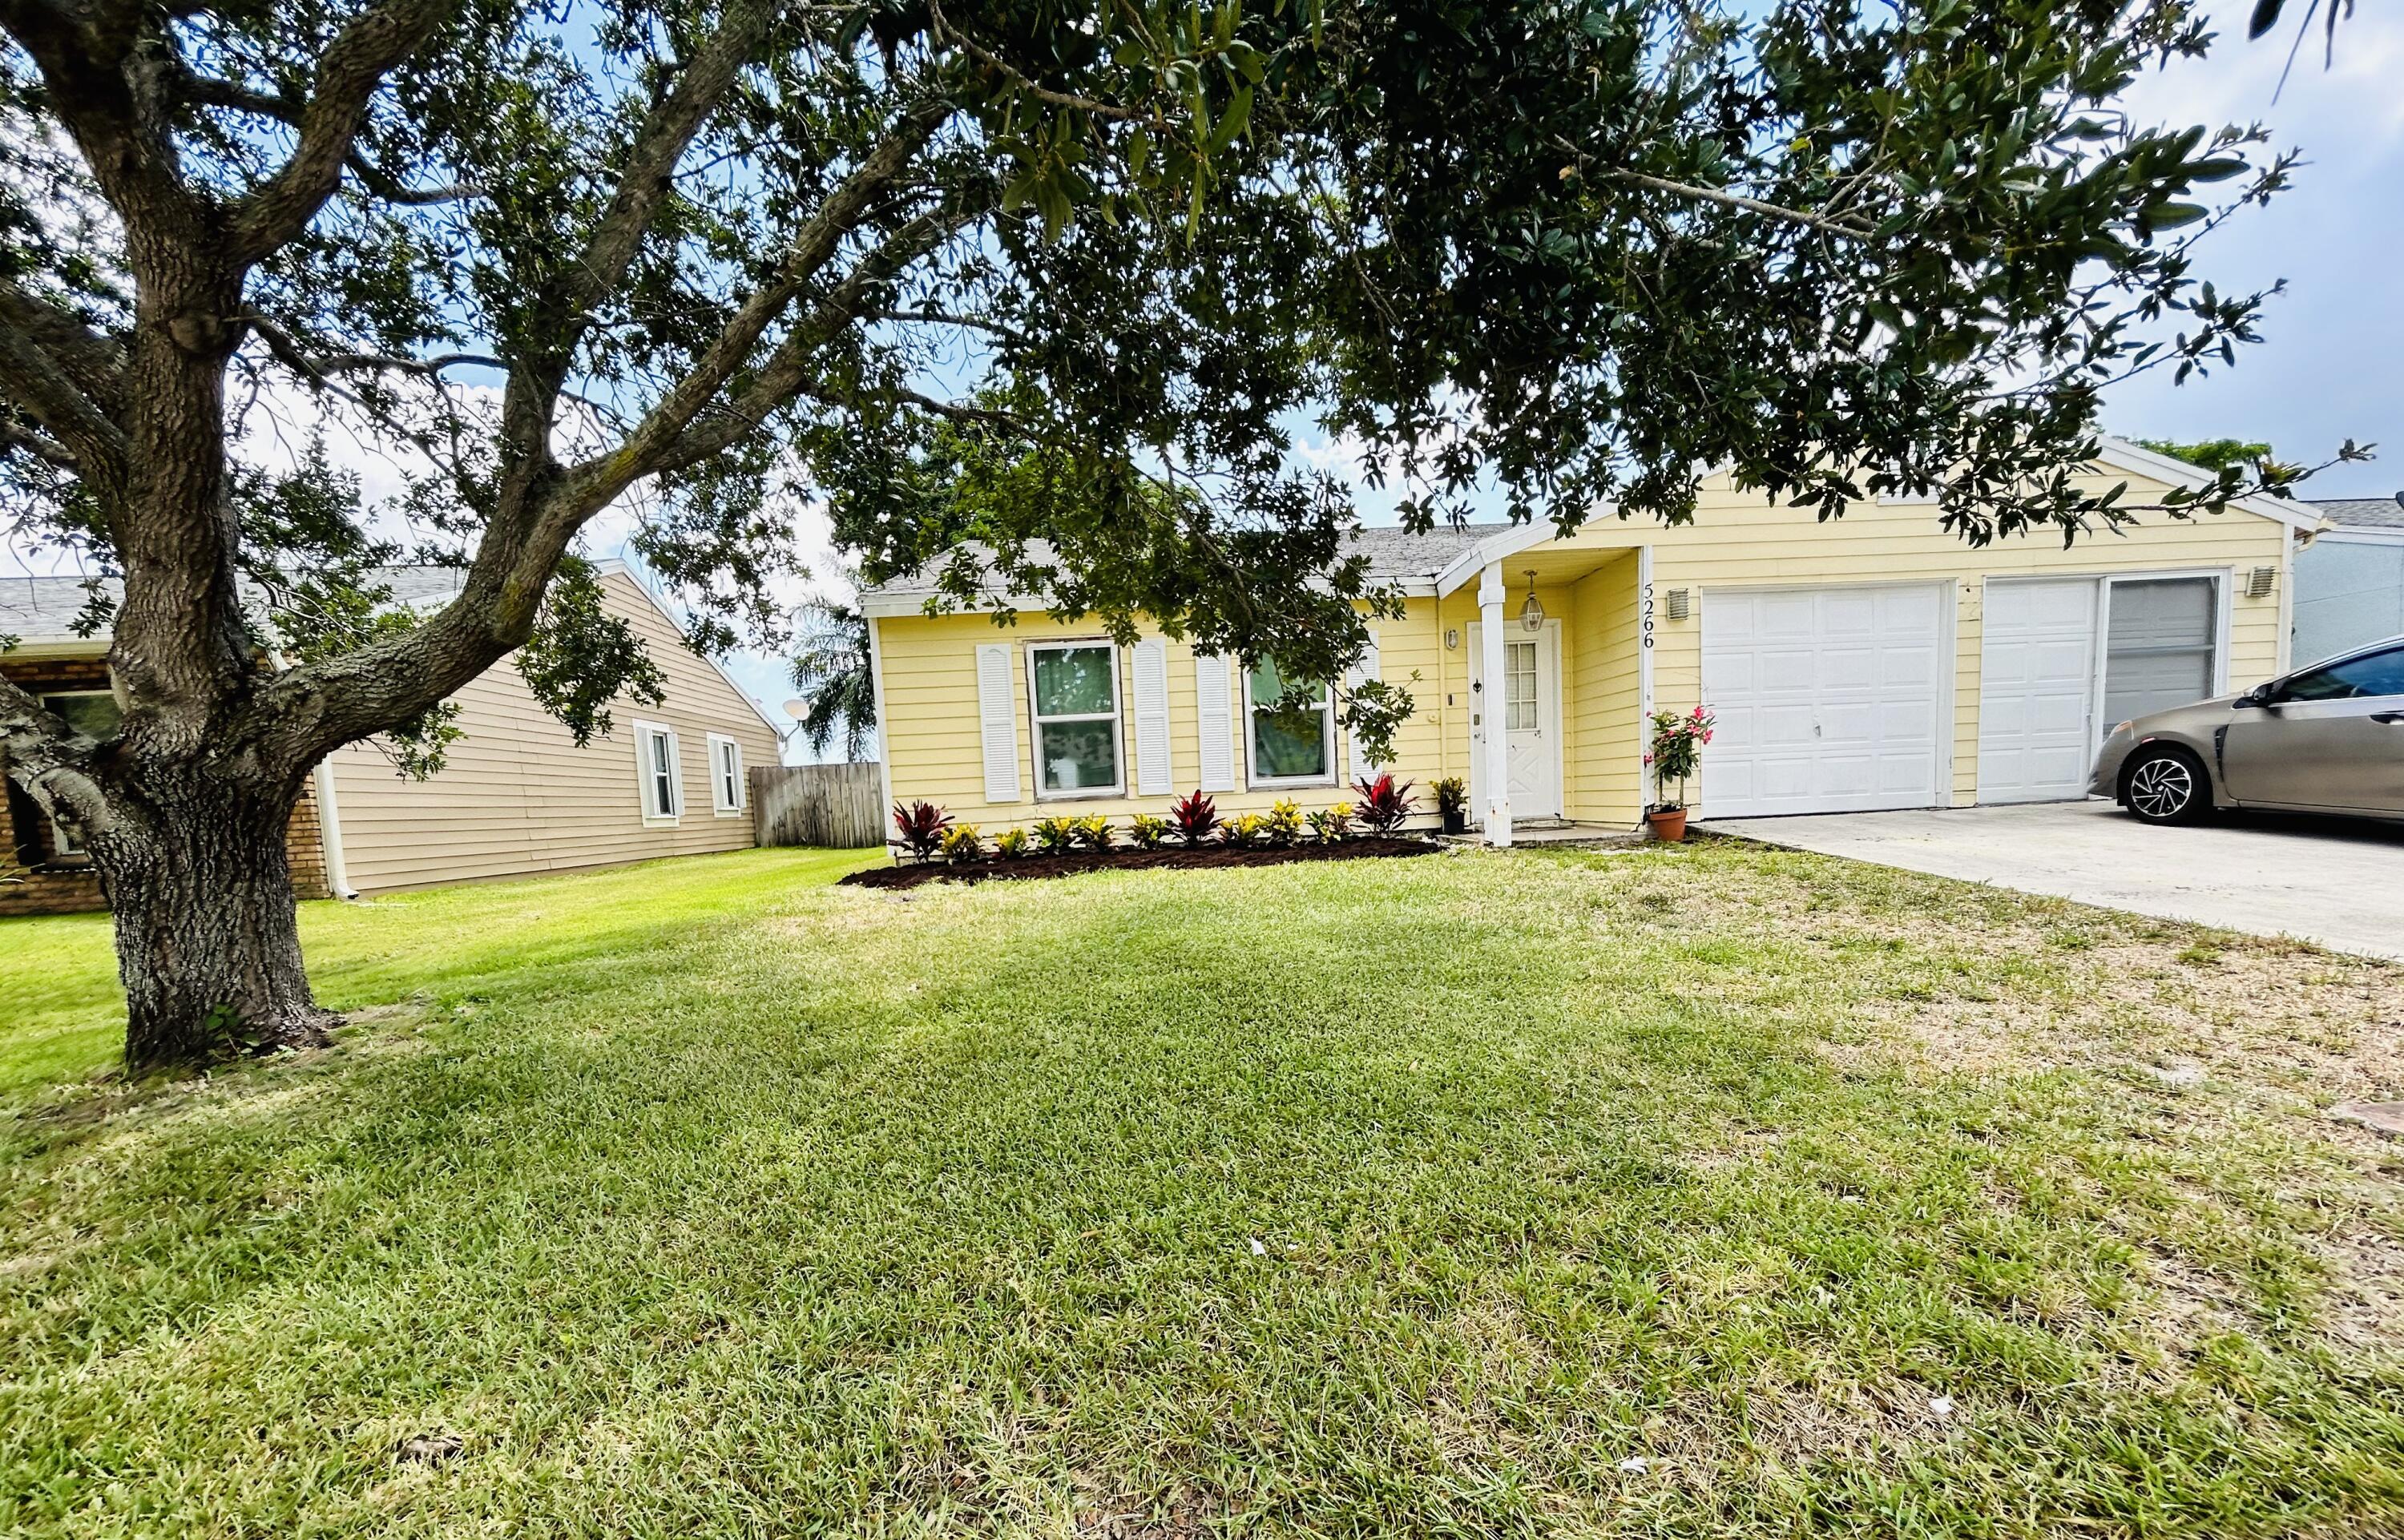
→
(1646, 807, 1688, 843)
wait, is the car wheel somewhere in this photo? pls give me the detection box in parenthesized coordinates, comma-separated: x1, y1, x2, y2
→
(2123, 744, 2211, 825)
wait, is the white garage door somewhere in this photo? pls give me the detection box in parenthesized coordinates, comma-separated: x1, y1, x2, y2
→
(1977, 578, 2099, 804)
(1701, 583, 1949, 817)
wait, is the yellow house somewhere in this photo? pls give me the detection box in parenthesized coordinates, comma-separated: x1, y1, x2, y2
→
(861, 440, 2320, 842)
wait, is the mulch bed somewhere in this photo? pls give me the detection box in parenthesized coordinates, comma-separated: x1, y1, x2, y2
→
(840, 837, 1442, 890)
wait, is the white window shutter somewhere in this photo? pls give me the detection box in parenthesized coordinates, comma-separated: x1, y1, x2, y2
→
(1194, 651, 1236, 793)
(1346, 627, 1383, 778)
(975, 644, 1021, 803)
(1131, 638, 1172, 795)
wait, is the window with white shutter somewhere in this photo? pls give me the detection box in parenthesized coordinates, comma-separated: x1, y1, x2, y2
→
(1027, 641, 1123, 796)
(975, 643, 1022, 803)
(1194, 652, 1237, 792)
(1345, 627, 1383, 779)
(1131, 638, 1172, 795)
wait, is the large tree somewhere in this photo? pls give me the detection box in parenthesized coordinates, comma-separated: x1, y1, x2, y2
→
(0, 0, 2338, 1070)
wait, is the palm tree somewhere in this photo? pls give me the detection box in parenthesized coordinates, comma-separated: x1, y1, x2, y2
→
(789, 592, 877, 762)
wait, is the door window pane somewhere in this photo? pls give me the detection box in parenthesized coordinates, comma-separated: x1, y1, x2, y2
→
(1505, 641, 1538, 732)
(2105, 578, 2216, 724)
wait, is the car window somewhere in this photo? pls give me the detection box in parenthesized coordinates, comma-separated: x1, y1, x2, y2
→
(2280, 646, 2404, 701)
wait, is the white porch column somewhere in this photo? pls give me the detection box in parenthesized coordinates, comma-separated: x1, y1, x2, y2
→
(1478, 560, 1512, 848)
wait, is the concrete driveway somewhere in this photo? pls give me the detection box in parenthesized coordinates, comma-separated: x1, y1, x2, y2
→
(1703, 800, 2404, 962)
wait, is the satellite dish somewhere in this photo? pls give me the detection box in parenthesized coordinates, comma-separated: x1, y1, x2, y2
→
(782, 699, 808, 719)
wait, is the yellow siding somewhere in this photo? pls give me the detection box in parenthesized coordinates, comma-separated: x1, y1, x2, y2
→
(878, 602, 1453, 831)
(875, 461, 2294, 836)
(1640, 472, 2289, 820)
(1563, 554, 1643, 820)
(325, 568, 783, 893)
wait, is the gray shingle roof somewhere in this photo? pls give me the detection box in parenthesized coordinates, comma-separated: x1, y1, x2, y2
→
(859, 522, 1502, 604)
(0, 566, 470, 649)
(2314, 497, 2404, 533)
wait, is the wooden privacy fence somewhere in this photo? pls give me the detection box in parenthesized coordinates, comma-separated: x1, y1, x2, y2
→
(751, 761, 884, 849)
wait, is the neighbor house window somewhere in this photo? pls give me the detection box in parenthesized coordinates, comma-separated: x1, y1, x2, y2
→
(1027, 641, 1123, 796)
(38, 692, 121, 857)
(1245, 657, 1335, 786)
(40, 690, 122, 738)
(708, 733, 744, 815)
(635, 720, 682, 824)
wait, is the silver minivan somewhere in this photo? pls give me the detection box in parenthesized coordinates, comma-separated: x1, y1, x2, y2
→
(2089, 636, 2404, 824)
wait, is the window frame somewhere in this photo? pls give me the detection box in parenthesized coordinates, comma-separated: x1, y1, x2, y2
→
(1244, 661, 1339, 790)
(706, 732, 745, 816)
(634, 719, 683, 826)
(38, 688, 120, 736)
(34, 691, 120, 859)
(1025, 639, 1127, 800)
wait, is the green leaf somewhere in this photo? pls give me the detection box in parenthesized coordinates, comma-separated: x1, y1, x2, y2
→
(1210, 87, 1252, 151)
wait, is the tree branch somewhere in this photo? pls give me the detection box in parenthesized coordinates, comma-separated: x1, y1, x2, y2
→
(0, 308, 131, 482)
(573, 100, 956, 495)
(0, 276, 127, 410)
(870, 307, 1031, 346)
(552, 0, 793, 329)
(925, 0, 1156, 123)
(0, 673, 110, 843)
(171, 68, 479, 205)
(888, 387, 1017, 425)
(633, 197, 983, 481)
(228, 0, 462, 262)
(1547, 138, 1878, 240)
(236, 322, 507, 379)
(0, 417, 82, 470)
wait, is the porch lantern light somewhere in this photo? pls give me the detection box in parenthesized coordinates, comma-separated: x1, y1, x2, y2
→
(1519, 569, 1544, 632)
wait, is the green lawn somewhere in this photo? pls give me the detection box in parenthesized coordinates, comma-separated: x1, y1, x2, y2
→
(3, 844, 2400, 1537)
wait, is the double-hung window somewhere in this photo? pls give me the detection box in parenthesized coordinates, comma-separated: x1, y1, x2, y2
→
(1245, 657, 1335, 786)
(1027, 642, 1123, 796)
(38, 691, 122, 857)
(635, 720, 682, 824)
(707, 733, 744, 815)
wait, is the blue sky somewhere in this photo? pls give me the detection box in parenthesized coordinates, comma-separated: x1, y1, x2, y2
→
(2099, 0, 2403, 496)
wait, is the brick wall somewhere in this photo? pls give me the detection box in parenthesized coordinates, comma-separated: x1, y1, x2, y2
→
(2, 655, 329, 916)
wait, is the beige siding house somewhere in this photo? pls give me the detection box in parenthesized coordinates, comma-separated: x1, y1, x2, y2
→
(1, 561, 782, 912)
(863, 440, 2322, 843)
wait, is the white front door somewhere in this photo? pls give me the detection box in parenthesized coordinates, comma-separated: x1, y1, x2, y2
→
(1468, 621, 1562, 820)
(1978, 577, 2099, 803)
(1700, 583, 1949, 817)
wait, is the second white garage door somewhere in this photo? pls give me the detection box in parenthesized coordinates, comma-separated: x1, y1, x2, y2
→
(1976, 577, 2099, 803)
(1700, 583, 1950, 817)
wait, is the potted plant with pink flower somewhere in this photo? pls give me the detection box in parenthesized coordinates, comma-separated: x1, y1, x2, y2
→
(1645, 705, 1716, 842)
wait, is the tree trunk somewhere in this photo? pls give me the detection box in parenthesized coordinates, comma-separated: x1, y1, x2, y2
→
(92, 763, 337, 1073)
